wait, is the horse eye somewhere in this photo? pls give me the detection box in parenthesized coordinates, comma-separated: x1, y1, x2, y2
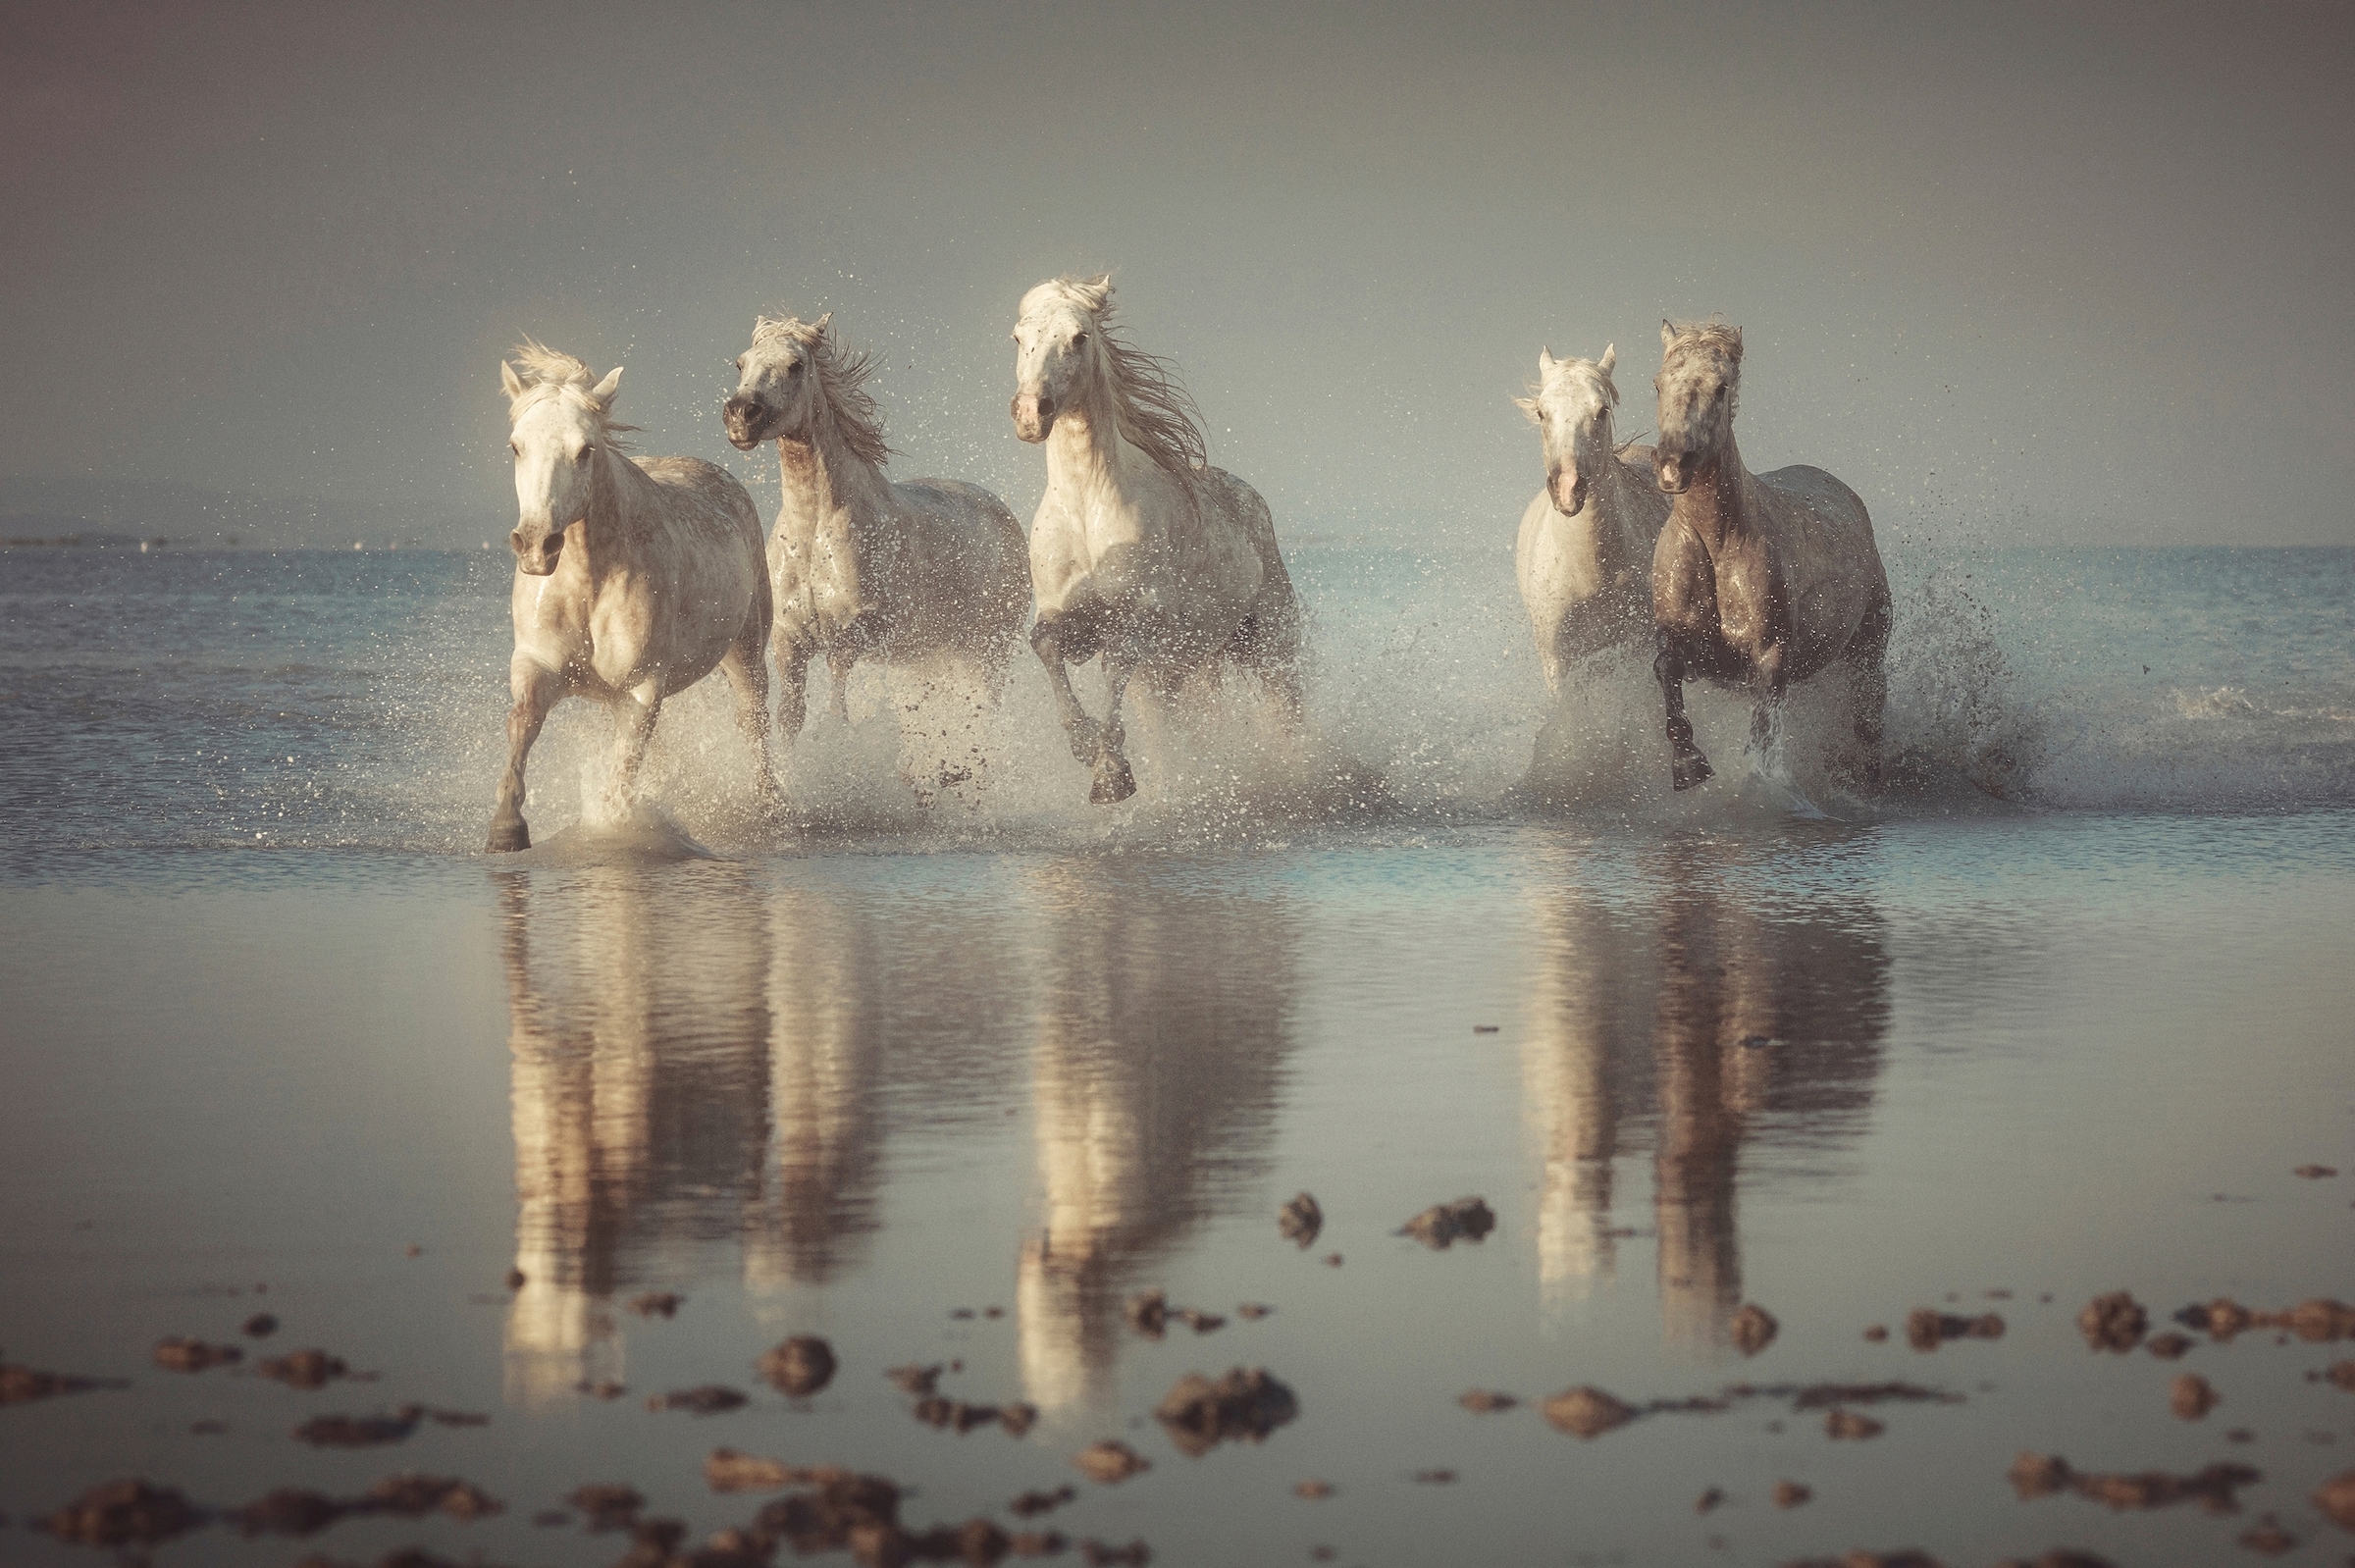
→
(1072, 332, 1088, 347)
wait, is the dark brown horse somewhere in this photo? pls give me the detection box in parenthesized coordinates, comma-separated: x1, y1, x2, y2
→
(1648, 321, 1890, 793)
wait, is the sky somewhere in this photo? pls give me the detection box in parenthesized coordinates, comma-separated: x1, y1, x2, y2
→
(4, 0, 2352, 548)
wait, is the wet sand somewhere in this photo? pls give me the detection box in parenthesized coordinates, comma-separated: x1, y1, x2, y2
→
(1, 810, 2352, 1565)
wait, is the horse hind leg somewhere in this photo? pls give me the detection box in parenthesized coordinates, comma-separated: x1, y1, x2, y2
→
(1654, 634, 1712, 791)
(1843, 588, 1893, 795)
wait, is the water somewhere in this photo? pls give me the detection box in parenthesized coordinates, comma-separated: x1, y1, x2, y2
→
(1, 543, 2351, 1566)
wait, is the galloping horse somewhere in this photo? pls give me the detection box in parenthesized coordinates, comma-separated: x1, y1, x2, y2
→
(1648, 320, 1890, 793)
(488, 344, 775, 852)
(1011, 275, 1302, 804)
(722, 313, 1029, 749)
(1514, 344, 1669, 692)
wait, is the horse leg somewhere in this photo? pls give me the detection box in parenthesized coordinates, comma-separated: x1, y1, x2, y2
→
(1654, 633, 1712, 791)
(774, 639, 811, 744)
(1091, 653, 1138, 805)
(487, 661, 561, 852)
(1031, 616, 1110, 769)
(718, 627, 779, 807)
(611, 678, 663, 804)
(1745, 644, 1788, 766)
(827, 649, 856, 724)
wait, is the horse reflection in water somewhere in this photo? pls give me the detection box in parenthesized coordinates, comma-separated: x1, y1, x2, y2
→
(1520, 837, 1889, 1354)
(498, 869, 918, 1402)
(1017, 861, 1297, 1418)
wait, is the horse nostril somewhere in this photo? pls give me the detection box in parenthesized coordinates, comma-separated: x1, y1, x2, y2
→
(508, 530, 526, 552)
(1035, 395, 1055, 421)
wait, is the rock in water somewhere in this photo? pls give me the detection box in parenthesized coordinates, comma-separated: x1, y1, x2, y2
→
(40, 1480, 203, 1546)
(758, 1336, 836, 1397)
(1073, 1441, 1151, 1484)
(2170, 1373, 2220, 1420)
(1729, 1302, 1779, 1356)
(1542, 1385, 1636, 1438)
(1279, 1192, 1323, 1247)
(1154, 1368, 1299, 1456)
(1399, 1196, 1496, 1249)
(2077, 1291, 2148, 1352)
(2314, 1468, 2355, 1528)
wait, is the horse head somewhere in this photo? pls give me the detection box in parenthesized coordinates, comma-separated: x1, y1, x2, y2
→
(1516, 344, 1620, 516)
(1651, 319, 1742, 496)
(725, 313, 831, 451)
(501, 344, 623, 575)
(1010, 275, 1112, 443)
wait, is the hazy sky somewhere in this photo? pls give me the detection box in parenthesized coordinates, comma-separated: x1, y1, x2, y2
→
(5, 0, 2351, 547)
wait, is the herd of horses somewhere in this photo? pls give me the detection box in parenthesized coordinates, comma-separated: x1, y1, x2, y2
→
(485, 277, 1890, 852)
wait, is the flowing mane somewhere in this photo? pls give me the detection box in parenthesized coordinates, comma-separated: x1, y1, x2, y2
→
(1031, 276, 1208, 490)
(752, 314, 892, 467)
(505, 339, 638, 444)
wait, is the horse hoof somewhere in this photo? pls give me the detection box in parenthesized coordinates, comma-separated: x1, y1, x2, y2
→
(486, 820, 531, 853)
(1671, 755, 1714, 792)
(1090, 755, 1137, 806)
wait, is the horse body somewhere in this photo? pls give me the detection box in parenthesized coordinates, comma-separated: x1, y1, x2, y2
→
(1648, 320, 1889, 793)
(1013, 275, 1301, 804)
(489, 344, 775, 853)
(1512, 344, 1669, 692)
(725, 313, 1028, 739)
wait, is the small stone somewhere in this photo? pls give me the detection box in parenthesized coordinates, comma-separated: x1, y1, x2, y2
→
(1412, 1469, 1456, 1485)
(1279, 1192, 1323, 1247)
(1073, 1440, 1151, 1484)
(2237, 1515, 2297, 1554)
(241, 1313, 279, 1337)
(2327, 1360, 2355, 1391)
(986, 1306, 1005, 1319)
(1125, 1290, 1169, 1337)
(888, 1363, 944, 1395)
(2314, 1468, 2355, 1527)
(1079, 1539, 1150, 1566)
(2077, 1291, 2147, 1352)
(648, 1385, 748, 1415)
(567, 1484, 644, 1531)
(704, 1448, 811, 1492)
(404, 1243, 422, 1256)
(757, 1335, 836, 1397)
(293, 1406, 422, 1446)
(1009, 1486, 1075, 1517)
(230, 1487, 343, 1536)
(1543, 1385, 1636, 1438)
(1473, 1023, 1499, 1033)
(1236, 1303, 1273, 1320)
(2171, 1373, 2220, 1420)
(1695, 1487, 1724, 1514)
(504, 1268, 526, 1290)
(2145, 1333, 2194, 1360)
(1155, 1368, 1299, 1455)
(1772, 1481, 1811, 1508)
(1907, 1309, 2004, 1350)
(1177, 1309, 1225, 1333)
(1399, 1196, 1495, 1249)
(152, 1337, 241, 1373)
(1458, 1389, 1517, 1412)
(1862, 1325, 1889, 1342)
(2294, 1165, 2337, 1178)
(627, 1292, 683, 1318)
(39, 1480, 202, 1545)
(1293, 1480, 1333, 1500)
(256, 1348, 349, 1388)
(1321, 1252, 1343, 1268)
(1730, 1302, 1779, 1356)
(1825, 1408, 1885, 1439)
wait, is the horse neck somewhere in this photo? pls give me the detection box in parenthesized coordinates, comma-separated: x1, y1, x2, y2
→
(578, 447, 652, 579)
(773, 408, 890, 534)
(1042, 370, 1138, 504)
(1672, 432, 1753, 554)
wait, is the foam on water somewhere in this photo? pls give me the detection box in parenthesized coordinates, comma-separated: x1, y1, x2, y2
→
(0, 542, 2347, 869)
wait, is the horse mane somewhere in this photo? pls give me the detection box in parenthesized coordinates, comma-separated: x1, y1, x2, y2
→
(505, 339, 638, 444)
(752, 314, 892, 466)
(1031, 275, 1208, 490)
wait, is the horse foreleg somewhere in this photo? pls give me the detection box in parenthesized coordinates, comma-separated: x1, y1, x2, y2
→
(719, 635, 780, 806)
(774, 639, 811, 743)
(1032, 618, 1108, 766)
(488, 663, 562, 852)
(1745, 644, 1789, 764)
(1091, 653, 1138, 805)
(1654, 634, 1712, 791)
(611, 678, 662, 803)
(1844, 587, 1893, 795)
(827, 649, 856, 724)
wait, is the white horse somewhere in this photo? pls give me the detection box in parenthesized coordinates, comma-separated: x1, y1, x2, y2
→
(722, 313, 1029, 763)
(1011, 275, 1302, 804)
(488, 343, 775, 852)
(1513, 344, 1669, 692)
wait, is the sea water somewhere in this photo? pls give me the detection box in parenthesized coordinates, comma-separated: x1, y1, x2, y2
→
(0, 542, 2350, 1566)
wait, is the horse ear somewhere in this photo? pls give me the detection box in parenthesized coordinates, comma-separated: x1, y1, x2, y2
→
(1538, 346, 1555, 375)
(813, 311, 833, 335)
(1599, 343, 1617, 377)
(1512, 394, 1541, 423)
(499, 361, 524, 400)
(590, 366, 624, 406)
(1660, 319, 1678, 350)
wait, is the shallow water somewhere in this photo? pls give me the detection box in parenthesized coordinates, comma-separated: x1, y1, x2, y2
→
(2, 546, 2352, 1566)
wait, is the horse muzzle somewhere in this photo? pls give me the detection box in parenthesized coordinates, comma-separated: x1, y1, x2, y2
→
(1011, 392, 1056, 444)
(510, 527, 563, 576)
(1654, 455, 1692, 496)
(1548, 471, 1588, 515)
(721, 394, 773, 452)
